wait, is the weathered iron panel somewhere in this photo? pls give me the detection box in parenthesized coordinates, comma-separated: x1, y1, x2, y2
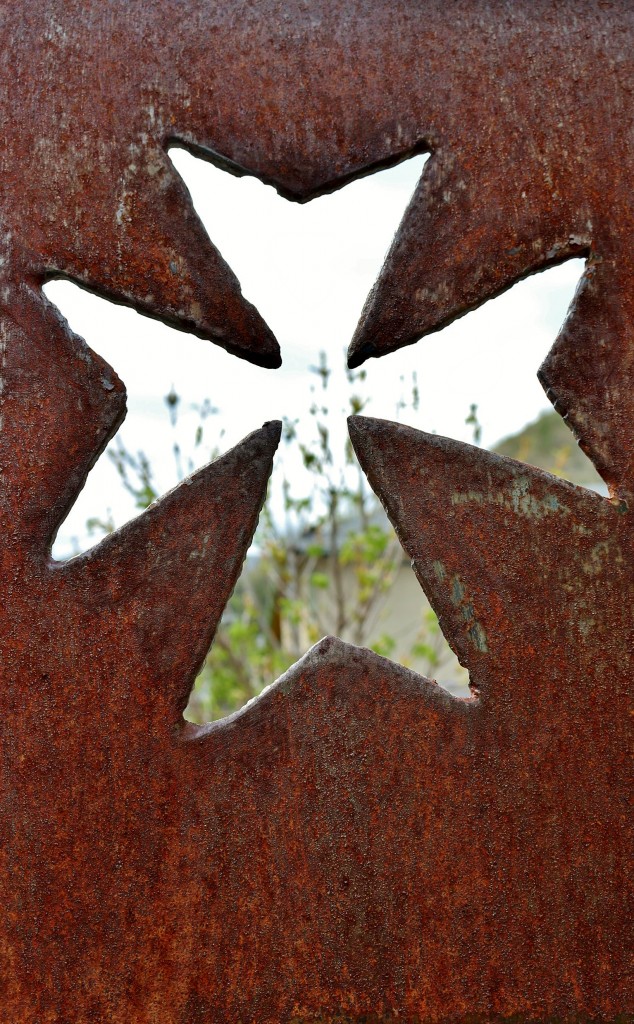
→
(0, 1, 631, 1021)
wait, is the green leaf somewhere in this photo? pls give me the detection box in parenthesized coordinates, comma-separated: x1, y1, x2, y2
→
(310, 572, 330, 590)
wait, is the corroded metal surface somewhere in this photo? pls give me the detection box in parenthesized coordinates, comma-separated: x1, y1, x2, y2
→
(0, 1, 632, 1021)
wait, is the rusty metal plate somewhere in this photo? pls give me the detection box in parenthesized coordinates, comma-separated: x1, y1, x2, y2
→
(0, 1, 631, 1021)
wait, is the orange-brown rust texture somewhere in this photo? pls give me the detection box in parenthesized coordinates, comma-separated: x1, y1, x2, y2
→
(0, 1, 632, 1021)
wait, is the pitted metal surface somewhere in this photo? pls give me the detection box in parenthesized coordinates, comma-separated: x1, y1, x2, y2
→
(0, 2, 631, 1021)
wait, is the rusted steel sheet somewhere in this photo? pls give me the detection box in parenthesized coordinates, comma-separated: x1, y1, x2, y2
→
(0, 1, 631, 1021)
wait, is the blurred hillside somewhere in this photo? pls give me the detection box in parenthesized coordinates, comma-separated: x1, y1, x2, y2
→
(494, 409, 604, 489)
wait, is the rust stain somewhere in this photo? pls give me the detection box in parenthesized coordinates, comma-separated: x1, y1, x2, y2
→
(0, 1, 631, 1021)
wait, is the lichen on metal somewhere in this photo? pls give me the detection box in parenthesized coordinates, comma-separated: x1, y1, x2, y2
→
(0, 2, 631, 1022)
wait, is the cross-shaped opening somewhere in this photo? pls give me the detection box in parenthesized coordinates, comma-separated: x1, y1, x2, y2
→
(44, 151, 588, 721)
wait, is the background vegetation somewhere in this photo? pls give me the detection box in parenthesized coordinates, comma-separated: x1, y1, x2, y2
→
(89, 357, 599, 722)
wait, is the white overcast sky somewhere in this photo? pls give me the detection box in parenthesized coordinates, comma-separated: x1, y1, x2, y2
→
(45, 150, 584, 557)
